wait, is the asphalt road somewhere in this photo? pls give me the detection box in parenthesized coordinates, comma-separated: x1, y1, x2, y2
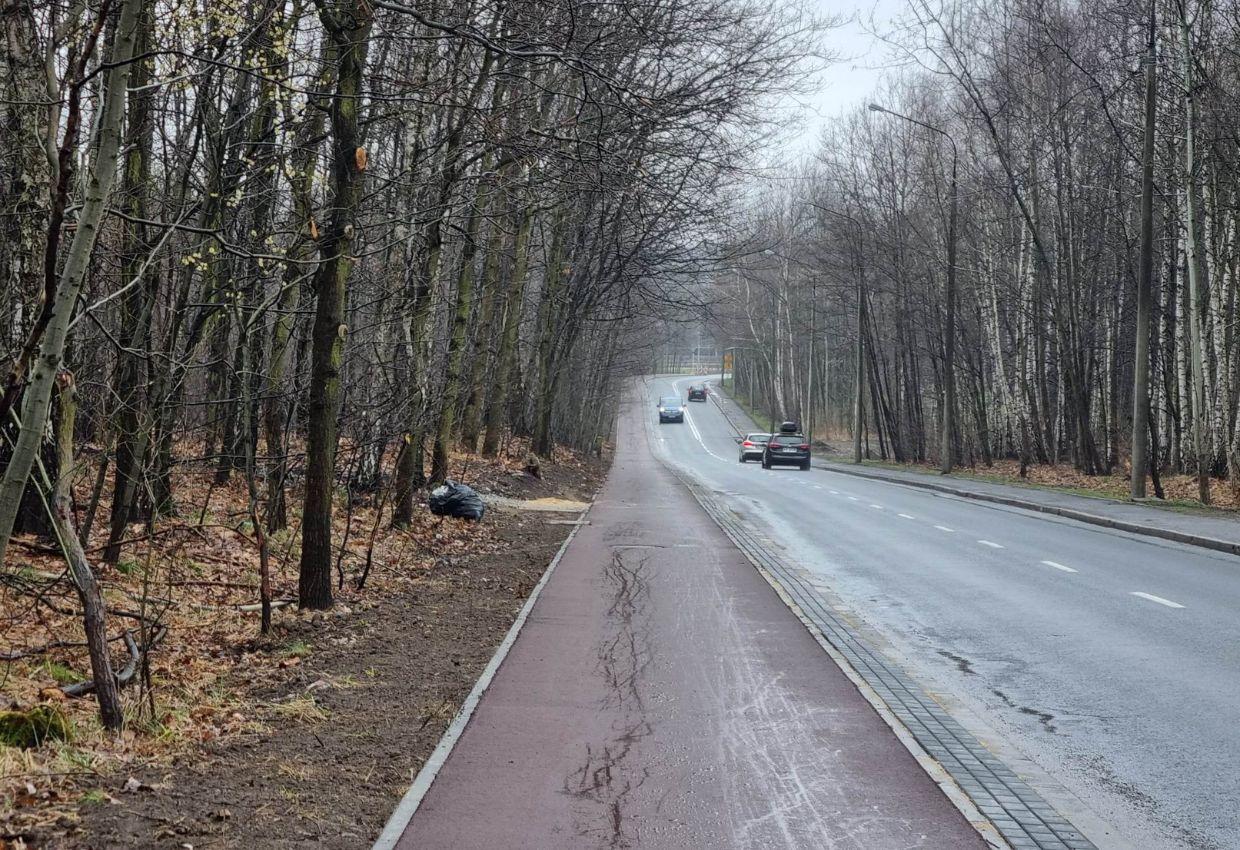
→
(646, 375, 1240, 850)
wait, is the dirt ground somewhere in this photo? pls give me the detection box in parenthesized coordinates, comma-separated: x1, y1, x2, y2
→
(3, 446, 607, 850)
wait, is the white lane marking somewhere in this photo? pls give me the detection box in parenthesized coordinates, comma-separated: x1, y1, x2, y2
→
(935, 525, 955, 533)
(684, 408, 703, 441)
(1131, 592, 1184, 609)
(681, 409, 730, 464)
(1041, 560, 1077, 573)
(813, 485, 823, 490)
(869, 504, 884, 510)
(829, 489, 839, 495)
(898, 513, 915, 520)
(978, 540, 1004, 549)
(847, 496, 859, 502)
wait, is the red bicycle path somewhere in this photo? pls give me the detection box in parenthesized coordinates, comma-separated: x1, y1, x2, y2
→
(387, 397, 989, 849)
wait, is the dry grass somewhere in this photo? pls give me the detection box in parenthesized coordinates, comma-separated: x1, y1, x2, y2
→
(267, 695, 330, 725)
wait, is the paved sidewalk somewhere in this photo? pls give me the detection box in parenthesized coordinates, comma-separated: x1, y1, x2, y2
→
(708, 384, 1240, 556)
(388, 398, 988, 849)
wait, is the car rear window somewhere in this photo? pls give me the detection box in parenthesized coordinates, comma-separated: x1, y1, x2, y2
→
(770, 435, 805, 446)
(746, 433, 770, 442)
(660, 398, 680, 406)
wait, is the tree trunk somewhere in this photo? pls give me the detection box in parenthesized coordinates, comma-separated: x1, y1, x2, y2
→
(0, 0, 144, 565)
(298, 2, 372, 610)
(1131, 2, 1157, 499)
(104, 1, 156, 562)
(482, 194, 534, 457)
(1181, 14, 1210, 504)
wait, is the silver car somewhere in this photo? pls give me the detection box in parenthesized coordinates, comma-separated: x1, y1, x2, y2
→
(736, 432, 771, 462)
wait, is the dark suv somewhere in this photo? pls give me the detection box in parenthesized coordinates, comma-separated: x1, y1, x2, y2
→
(657, 396, 685, 423)
(762, 433, 810, 470)
(687, 385, 707, 402)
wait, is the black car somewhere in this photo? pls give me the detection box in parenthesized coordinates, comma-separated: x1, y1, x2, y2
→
(687, 385, 707, 402)
(762, 432, 810, 470)
(657, 396, 685, 423)
(736, 432, 771, 463)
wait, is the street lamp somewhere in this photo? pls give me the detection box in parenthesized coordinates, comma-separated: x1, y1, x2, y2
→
(808, 202, 866, 465)
(869, 102, 959, 475)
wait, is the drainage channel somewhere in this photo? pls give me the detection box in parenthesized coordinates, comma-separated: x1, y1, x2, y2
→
(681, 477, 1097, 850)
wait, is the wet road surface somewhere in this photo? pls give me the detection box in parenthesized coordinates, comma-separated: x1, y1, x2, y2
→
(652, 375, 1240, 850)
(391, 391, 988, 849)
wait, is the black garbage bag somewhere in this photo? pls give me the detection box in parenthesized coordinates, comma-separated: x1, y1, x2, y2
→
(427, 480, 486, 521)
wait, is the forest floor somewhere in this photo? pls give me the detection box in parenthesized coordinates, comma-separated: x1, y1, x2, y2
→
(1, 441, 607, 849)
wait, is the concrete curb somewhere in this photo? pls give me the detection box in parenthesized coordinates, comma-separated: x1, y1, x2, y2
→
(816, 462, 1240, 558)
(705, 381, 1240, 559)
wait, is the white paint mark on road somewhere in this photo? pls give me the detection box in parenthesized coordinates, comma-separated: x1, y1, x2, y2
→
(1131, 592, 1184, 609)
(978, 540, 1004, 549)
(898, 513, 915, 520)
(1041, 560, 1077, 573)
(847, 496, 860, 502)
(813, 485, 823, 490)
(935, 525, 955, 533)
(829, 489, 839, 495)
(870, 504, 884, 510)
(682, 410, 729, 465)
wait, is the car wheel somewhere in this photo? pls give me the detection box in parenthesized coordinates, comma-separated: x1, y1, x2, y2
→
(800, 461, 810, 471)
(738, 455, 745, 463)
(761, 458, 769, 469)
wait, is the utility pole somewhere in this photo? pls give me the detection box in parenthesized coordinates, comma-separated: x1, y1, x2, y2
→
(869, 103, 959, 473)
(1131, 0, 1157, 499)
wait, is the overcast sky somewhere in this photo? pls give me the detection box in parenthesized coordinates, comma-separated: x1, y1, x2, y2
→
(775, 0, 907, 159)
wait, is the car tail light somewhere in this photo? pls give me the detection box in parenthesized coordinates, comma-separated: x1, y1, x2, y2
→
(798, 444, 810, 450)
(742, 440, 753, 447)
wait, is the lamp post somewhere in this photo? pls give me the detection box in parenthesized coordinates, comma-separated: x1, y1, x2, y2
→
(869, 102, 959, 474)
(808, 202, 866, 465)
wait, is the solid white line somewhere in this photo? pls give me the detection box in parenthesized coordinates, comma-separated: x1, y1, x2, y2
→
(978, 540, 1004, 549)
(1041, 560, 1077, 573)
(684, 408, 702, 441)
(681, 409, 730, 464)
(1131, 591, 1185, 609)
(371, 506, 592, 849)
(935, 525, 955, 533)
(898, 513, 915, 520)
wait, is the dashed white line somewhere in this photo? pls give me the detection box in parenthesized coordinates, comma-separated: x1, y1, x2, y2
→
(977, 540, 1004, 549)
(829, 490, 839, 495)
(847, 496, 859, 502)
(1041, 560, 1077, 573)
(898, 513, 915, 520)
(813, 485, 823, 490)
(869, 504, 884, 510)
(1130, 592, 1185, 609)
(935, 525, 955, 533)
